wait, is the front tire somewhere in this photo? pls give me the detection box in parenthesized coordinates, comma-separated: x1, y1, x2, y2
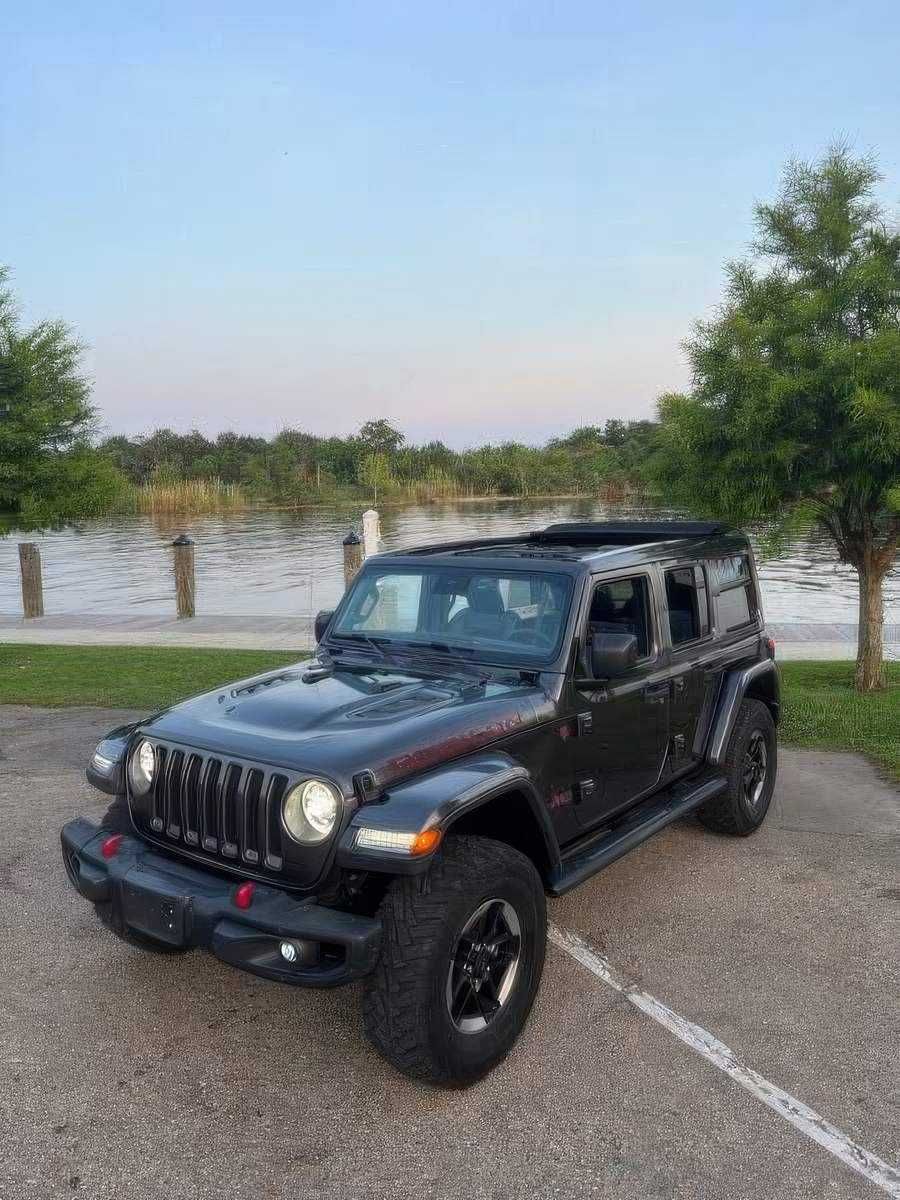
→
(698, 698, 777, 836)
(363, 836, 546, 1086)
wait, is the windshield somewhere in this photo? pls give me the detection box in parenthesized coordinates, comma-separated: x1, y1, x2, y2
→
(331, 566, 573, 665)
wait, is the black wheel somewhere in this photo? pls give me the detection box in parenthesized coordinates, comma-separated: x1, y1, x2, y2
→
(363, 836, 546, 1086)
(698, 698, 777, 836)
(93, 797, 188, 954)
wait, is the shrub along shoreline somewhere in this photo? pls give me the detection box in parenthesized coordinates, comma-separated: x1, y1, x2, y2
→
(0, 646, 895, 782)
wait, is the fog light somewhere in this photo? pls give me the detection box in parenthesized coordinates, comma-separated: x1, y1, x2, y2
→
(280, 940, 298, 963)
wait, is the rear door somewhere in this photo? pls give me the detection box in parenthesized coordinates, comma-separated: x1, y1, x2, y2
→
(570, 570, 670, 829)
(661, 562, 716, 770)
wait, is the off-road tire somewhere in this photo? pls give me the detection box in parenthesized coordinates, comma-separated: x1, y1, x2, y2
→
(363, 836, 546, 1086)
(698, 698, 777, 836)
(93, 797, 188, 954)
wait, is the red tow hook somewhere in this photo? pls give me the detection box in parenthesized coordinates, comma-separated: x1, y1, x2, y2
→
(101, 834, 124, 859)
(234, 881, 256, 910)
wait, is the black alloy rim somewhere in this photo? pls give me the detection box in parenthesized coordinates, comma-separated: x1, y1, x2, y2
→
(446, 898, 522, 1033)
(743, 729, 768, 809)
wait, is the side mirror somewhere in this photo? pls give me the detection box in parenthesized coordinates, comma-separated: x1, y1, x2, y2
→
(589, 630, 639, 679)
(314, 609, 335, 643)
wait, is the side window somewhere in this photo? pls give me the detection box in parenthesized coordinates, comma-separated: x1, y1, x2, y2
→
(588, 575, 653, 658)
(665, 565, 710, 646)
(710, 554, 757, 632)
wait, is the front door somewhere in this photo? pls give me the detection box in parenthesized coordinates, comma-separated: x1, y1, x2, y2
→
(571, 571, 670, 829)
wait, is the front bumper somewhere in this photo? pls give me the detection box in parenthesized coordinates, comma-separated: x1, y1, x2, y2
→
(60, 818, 381, 987)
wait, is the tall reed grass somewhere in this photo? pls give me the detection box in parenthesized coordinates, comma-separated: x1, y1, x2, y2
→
(129, 478, 247, 514)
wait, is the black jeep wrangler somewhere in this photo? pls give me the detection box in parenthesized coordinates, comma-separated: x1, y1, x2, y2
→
(61, 521, 779, 1085)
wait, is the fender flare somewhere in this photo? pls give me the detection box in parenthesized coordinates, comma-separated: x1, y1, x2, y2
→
(707, 659, 780, 767)
(85, 721, 144, 795)
(336, 751, 560, 876)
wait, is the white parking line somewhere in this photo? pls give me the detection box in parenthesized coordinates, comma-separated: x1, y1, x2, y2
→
(549, 924, 900, 1199)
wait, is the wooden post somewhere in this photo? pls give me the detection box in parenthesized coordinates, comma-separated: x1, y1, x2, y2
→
(342, 530, 363, 589)
(18, 543, 44, 618)
(172, 534, 195, 618)
(362, 508, 381, 558)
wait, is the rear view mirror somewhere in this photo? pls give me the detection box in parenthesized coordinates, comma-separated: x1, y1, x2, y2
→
(314, 610, 334, 643)
(590, 631, 639, 679)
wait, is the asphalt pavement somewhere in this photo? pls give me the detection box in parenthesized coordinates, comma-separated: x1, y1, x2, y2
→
(1, 705, 898, 1200)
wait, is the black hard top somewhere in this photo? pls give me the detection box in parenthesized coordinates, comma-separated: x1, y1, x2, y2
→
(379, 520, 745, 575)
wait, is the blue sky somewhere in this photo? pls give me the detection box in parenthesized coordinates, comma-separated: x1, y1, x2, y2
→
(3, 1, 899, 446)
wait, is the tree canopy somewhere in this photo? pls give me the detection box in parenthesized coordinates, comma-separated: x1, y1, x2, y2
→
(653, 146, 900, 689)
(0, 268, 125, 525)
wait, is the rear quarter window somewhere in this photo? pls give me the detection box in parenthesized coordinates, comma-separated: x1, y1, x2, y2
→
(709, 553, 758, 632)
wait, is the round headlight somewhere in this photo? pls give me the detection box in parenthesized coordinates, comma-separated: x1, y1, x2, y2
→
(283, 779, 340, 844)
(129, 739, 156, 795)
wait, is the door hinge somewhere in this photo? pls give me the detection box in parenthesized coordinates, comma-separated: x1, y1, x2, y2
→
(577, 711, 593, 736)
(672, 734, 686, 759)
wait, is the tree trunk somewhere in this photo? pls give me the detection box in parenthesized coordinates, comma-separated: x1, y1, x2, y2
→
(855, 557, 887, 692)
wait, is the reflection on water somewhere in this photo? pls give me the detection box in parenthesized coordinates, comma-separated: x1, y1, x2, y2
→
(1, 499, 897, 623)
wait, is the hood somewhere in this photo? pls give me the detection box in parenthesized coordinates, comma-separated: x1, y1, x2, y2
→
(142, 659, 543, 795)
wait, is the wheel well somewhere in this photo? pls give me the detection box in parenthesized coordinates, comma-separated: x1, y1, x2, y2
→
(444, 789, 554, 880)
(745, 671, 780, 725)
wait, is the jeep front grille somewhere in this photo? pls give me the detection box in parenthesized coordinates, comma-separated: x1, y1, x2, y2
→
(136, 743, 288, 874)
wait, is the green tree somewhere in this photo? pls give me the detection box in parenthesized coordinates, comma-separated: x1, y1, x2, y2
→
(359, 451, 394, 503)
(653, 147, 899, 691)
(357, 418, 405, 456)
(0, 267, 126, 524)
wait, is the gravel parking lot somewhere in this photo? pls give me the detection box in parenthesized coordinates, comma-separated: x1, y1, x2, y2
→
(1, 705, 898, 1200)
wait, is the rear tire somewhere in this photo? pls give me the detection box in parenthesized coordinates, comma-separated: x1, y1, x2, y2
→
(698, 698, 777, 836)
(363, 836, 546, 1086)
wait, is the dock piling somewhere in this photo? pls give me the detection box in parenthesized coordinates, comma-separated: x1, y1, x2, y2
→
(342, 530, 363, 589)
(18, 543, 44, 618)
(172, 535, 196, 618)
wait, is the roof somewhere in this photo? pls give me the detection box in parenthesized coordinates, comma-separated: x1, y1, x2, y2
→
(381, 520, 742, 572)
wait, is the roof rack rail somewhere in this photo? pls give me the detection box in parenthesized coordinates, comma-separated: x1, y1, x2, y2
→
(537, 521, 729, 545)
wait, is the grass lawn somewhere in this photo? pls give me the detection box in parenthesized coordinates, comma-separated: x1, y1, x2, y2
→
(777, 660, 899, 781)
(0, 644, 299, 711)
(0, 645, 897, 781)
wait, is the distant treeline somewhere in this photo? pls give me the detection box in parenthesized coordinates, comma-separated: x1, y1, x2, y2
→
(100, 417, 660, 507)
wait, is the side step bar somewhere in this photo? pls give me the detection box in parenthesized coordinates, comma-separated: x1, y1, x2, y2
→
(547, 770, 727, 896)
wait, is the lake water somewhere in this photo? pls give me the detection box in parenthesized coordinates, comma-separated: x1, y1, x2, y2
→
(1, 498, 897, 624)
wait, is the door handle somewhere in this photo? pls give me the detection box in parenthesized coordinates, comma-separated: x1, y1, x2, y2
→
(643, 682, 670, 704)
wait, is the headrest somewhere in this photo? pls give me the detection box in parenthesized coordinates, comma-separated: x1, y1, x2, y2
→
(467, 578, 504, 615)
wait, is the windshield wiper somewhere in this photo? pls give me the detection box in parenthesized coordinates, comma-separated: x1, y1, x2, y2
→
(329, 633, 392, 660)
